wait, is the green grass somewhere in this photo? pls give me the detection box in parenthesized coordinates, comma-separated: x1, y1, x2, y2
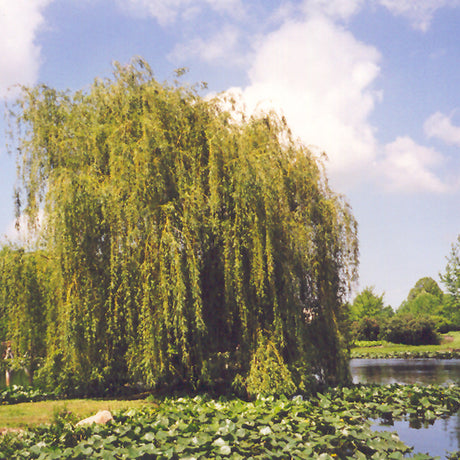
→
(0, 399, 153, 429)
(351, 331, 460, 358)
(440, 330, 460, 347)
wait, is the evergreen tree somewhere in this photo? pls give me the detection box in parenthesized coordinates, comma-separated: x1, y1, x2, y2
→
(440, 236, 460, 328)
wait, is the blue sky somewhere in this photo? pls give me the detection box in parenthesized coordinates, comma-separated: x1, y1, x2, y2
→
(1, 0, 459, 308)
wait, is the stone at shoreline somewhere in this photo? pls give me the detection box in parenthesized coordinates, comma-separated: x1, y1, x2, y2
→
(76, 410, 113, 426)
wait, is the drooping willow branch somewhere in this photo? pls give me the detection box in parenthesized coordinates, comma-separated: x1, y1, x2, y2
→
(5, 58, 359, 393)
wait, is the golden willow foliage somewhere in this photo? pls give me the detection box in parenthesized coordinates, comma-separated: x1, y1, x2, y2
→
(8, 59, 358, 394)
(0, 247, 51, 380)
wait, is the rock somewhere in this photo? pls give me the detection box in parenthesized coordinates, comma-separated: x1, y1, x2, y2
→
(76, 410, 114, 427)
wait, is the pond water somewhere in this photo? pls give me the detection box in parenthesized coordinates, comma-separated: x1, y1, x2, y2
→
(350, 358, 460, 385)
(350, 358, 460, 458)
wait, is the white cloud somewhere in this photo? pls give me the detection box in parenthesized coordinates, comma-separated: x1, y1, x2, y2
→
(0, 0, 52, 98)
(380, 136, 448, 193)
(169, 25, 241, 64)
(205, 0, 244, 16)
(424, 112, 460, 147)
(302, 0, 364, 21)
(120, 0, 192, 24)
(121, 0, 244, 25)
(229, 16, 381, 179)
(378, 0, 460, 32)
(221, 3, 457, 193)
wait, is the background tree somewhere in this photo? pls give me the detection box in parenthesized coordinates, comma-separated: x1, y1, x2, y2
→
(8, 58, 359, 394)
(399, 277, 444, 317)
(399, 276, 458, 332)
(349, 287, 393, 341)
(350, 286, 392, 320)
(439, 235, 460, 329)
(407, 277, 444, 302)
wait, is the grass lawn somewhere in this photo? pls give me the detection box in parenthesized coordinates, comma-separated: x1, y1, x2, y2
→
(0, 398, 153, 429)
(351, 331, 460, 357)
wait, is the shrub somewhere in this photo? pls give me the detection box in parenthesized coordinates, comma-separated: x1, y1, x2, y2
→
(353, 317, 381, 341)
(429, 315, 456, 334)
(380, 315, 439, 345)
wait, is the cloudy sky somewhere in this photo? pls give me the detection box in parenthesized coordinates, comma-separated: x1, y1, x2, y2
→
(1, 0, 459, 308)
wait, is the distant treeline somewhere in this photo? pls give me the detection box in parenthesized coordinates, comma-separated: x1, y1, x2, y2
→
(349, 247, 460, 345)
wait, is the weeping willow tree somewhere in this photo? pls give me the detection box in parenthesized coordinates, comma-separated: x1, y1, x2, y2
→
(0, 247, 51, 383)
(9, 58, 358, 394)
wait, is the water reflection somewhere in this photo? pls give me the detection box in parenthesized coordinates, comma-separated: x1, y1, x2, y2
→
(350, 358, 460, 458)
(350, 358, 460, 385)
(372, 416, 459, 459)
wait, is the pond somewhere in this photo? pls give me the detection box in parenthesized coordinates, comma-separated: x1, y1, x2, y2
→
(350, 358, 460, 385)
(350, 358, 460, 458)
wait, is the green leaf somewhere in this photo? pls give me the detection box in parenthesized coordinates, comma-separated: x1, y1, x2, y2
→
(259, 426, 272, 436)
(142, 432, 156, 442)
(213, 437, 226, 447)
(219, 445, 231, 456)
